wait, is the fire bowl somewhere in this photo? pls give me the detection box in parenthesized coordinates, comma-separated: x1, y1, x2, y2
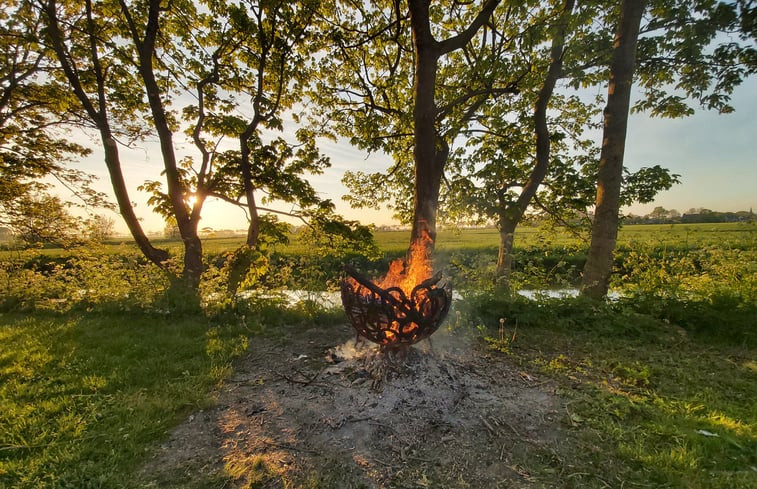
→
(341, 265, 452, 351)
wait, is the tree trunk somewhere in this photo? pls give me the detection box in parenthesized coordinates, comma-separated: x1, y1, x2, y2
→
(242, 166, 260, 249)
(408, 0, 442, 258)
(581, 0, 646, 299)
(407, 0, 500, 262)
(407, 0, 500, 255)
(240, 117, 262, 249)
(135, 0, 203, 287)
(102, 136, 169, 266)
(494, 0, 573, 283)
(140, 65, 203, 286)
(496, 216, 517, 284)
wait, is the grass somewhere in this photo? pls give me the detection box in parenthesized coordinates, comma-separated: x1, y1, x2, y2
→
(3, 222, 752, 259)
(0, 222, 754, 487)
(207, 222, 756, 255)
(467, 295, 757, 488)
(3, 298, 753, 488)
(0, 311, 249, 489)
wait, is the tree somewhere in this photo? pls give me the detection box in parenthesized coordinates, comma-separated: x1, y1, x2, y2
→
(320, 0, 514, 262)
(39, 0, 354, 289)
(85, 214, 115, 243)
(581, 0, 646, 299)
(444, 0, 583, 284)
(0, 191, 81, 247)
(1, 0, 108, 225)
(116, 0, 204, 285)
(39, 0, 171, 269)
(648, 206, 668, 221)
(582, 0, 756, 298)
(407, 0, 505, 255)
(163, 217, 181, 240)
(172, 0, 344, 250)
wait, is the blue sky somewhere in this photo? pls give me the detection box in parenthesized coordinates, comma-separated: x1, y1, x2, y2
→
(75, 76, 756, 234)
(622, 77, 756, 216)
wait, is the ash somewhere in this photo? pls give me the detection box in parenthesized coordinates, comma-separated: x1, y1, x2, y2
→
(141, 323, 564, 488)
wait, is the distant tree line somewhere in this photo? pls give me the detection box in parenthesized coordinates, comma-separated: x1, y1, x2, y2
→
(0, 211, 115, 247)
(624, 207, 755, 224)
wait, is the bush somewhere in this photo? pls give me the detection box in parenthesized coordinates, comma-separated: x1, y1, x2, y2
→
(0, 247, 172, 313)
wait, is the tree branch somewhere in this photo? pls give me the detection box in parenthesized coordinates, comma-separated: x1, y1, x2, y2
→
(437, 0, 502, 55)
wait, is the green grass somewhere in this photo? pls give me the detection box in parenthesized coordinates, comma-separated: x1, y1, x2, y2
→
(4, 222, 751, 259)
(4, 303, 753, 489)
(467, 295, 757, 488)
(274, 222, 754, 255)
(0, 222, 754, 487)
(0, 312, 248, 489)
(313, 222, 755, 253)
(617, 222, 757, 250)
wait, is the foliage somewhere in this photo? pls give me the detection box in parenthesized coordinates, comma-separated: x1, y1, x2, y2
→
(162, 217, 180, 240)
(616, 246, 756, 301)
(0, 193, 83, 248)
(0, 1, 110, 232)
(0, 222, 753, 487)
(317, 0, 520, 227)
(634, 0, 757, 116)
(137, 0, 333, 247)
(32, 0, 345, 283)
(83, 215, 115, 244)
(0, 246, 178, 314)
(220, 245, 270, 295)
(296, 206, 379, 260)
(613, 245, 756, 345)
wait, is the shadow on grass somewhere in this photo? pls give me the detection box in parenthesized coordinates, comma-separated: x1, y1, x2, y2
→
(0, 311, 245, 489)
(461, 292, 757, 488)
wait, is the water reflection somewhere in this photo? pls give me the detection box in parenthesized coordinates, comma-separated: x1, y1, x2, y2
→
(237, 288, 620, 307)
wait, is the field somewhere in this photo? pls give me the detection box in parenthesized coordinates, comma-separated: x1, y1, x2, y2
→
(180, 221, 757, 255)
(0, 223, 755, 488)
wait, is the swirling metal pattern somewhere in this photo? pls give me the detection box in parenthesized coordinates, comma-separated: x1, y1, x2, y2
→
(341, 268, 452, 351)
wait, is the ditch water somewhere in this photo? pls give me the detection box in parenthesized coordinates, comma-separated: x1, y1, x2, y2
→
(237, 287, 619, 308)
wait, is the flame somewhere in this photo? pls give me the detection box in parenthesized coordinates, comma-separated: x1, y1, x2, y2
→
(345, 230, 436, 346)
(377, 230, 433, 297)
(347, 229, 434, 299)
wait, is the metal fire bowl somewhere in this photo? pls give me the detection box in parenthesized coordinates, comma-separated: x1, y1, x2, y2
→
(340, 275, 452, 350)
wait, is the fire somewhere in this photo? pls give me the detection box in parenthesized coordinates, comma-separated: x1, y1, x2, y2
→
(342, 230, 450, 350)
(376, 230, 433, 296)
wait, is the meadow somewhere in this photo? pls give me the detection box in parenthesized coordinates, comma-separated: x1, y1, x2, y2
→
(0, 222, 754, 488)
(189, 221, 756, 255)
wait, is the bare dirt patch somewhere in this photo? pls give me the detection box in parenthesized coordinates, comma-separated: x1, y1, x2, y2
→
(140, 323, 567, 488)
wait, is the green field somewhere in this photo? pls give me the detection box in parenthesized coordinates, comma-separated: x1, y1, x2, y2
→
(3, 221, 752, 258)
(203, 221, 756, 255)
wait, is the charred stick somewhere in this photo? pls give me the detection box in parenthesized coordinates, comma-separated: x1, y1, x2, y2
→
(343, 264, 412, 314)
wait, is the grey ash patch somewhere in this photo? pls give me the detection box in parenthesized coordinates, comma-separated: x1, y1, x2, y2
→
(140, 324, 565, 488)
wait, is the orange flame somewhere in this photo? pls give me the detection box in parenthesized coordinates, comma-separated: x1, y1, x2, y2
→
(377, 230, 433, 296)
(344, 230, 436, 346)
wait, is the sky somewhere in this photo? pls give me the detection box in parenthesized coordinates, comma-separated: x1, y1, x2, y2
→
(69, 76, 757, 235)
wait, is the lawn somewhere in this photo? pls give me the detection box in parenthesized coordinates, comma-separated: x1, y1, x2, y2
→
(5, 221, 748, 258)
(0, 312, 249, 488)
(466, 294, 757, 488)
(0, 222, 754, 488)
(204, 222, 755, 255)
(2, 299, 753, 488)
